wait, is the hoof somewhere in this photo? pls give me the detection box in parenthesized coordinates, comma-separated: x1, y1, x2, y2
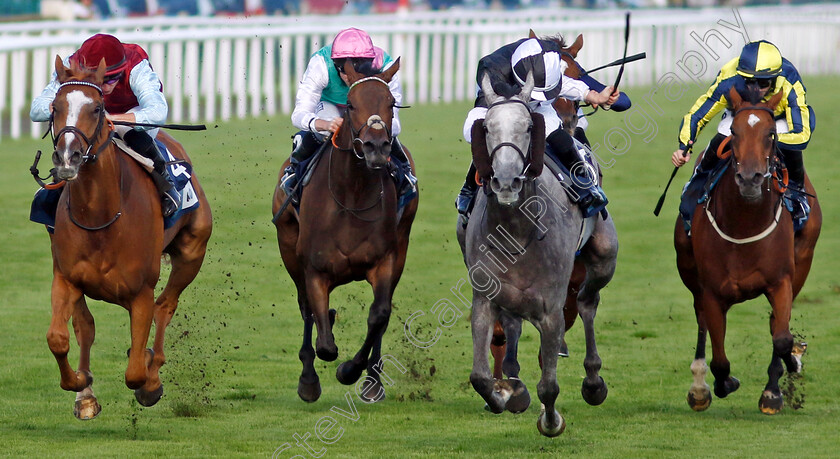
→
(581, 376, 608, 406)
(134, 383, 164, 407)
(791, 341, 807, 373)
(759, 390, 783, 415)
(687, 384, 712, 411)
(505, 380, 531, 414)
(336, 360, 365, 385)
(714, 376, 740, 399)
(315, 345, 338, 362)
(358, 378, 385, 403)
(298, 378, 322, 403)
(74, 395, 101, 420)
(537, 408, 566, 437)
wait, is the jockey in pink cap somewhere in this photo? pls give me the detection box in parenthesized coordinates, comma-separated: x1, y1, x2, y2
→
(282, 28, 416, 205)
(30, 33, 180, 217)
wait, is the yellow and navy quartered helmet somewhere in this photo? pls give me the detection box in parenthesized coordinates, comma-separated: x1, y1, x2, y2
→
(736, 40, 782, 79)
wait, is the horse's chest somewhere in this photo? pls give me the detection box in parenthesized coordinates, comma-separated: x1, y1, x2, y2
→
(307, 239, 391, 274)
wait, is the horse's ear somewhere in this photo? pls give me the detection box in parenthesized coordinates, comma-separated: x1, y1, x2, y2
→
(766, 89, 784, 111)
(379, 57, 400, 83)
(568, 34, 584, 58)
(528, 29, 537, 39)
(344, 59, 362, 84)
(527, 112, 545, 179)
(471, 119, 493, 182)
(480, 73, 500, 105)
(728, 86, 743, 110)
(55, 55, 69, 83)
(517, 70, 534, 102)
(93, 58, 107, 85)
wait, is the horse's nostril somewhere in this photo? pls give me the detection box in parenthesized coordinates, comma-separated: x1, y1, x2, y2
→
(511, 177, 523, 192)
(490, 177, 501, 193)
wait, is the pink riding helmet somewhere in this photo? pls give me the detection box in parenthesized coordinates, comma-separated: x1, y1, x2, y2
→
(331, 28, 376, 60)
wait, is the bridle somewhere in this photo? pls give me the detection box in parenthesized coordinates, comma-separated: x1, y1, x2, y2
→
(49, 80, 115, 164)
(485, 98, 534, 180)
(342, 76, 393, 161)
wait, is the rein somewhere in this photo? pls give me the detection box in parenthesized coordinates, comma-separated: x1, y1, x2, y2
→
(53, 80, 122, 231)
(485, 98, 534, 180)
(704, 104, 785, 244)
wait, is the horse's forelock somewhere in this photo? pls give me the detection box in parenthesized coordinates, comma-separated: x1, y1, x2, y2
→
(541, 34, 566, 50)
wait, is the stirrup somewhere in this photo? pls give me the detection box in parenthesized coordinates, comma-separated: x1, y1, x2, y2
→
(280, 167, 299, 203)
(162, 189, 180, 218)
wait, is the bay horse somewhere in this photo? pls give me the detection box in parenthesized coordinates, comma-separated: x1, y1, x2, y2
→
(456, 72, 617, 437)
(272, 59, 418, 403)
(46, 57, 212, 419)
(675, 86, 821, 414)
(489, 33, 587, 381)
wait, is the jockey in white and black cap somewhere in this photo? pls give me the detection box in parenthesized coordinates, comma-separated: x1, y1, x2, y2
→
(510, 38, 566, 101)
(456, 37, 619, 223)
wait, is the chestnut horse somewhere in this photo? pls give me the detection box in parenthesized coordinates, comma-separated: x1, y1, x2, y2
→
(675, 87, 821, 414)
(46, 57, 212, 419)
(272, 59, 418, 403)
(490, 33, 587, 380)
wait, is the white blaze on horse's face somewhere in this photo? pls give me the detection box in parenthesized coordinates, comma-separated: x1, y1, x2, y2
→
(747, 114, 760, 127)
(56, 89, 94, 178)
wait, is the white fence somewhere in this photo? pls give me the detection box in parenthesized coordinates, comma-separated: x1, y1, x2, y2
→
(1, 5, 839, 141)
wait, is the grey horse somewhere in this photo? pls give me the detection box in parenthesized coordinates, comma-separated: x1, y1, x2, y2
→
(456, 72, 618, 437)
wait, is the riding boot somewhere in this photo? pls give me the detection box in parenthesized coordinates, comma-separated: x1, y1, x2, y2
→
(455, 163, 479, 227)
(281, 131, 321, 204)
(546, 129, 607, 217)
(389, 137, 418, 207)
(123, 129, 180, 218)
(780, 149, 810, 230)
(573, 127, 591, 148)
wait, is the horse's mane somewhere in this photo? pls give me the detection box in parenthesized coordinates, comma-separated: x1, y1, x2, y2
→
(541, 34, 567, 50)
(735, 84, 765, 107)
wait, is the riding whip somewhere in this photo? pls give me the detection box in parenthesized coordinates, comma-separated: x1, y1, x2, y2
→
(612, 12, 631, 91)
(653, 141, 694, 217)
(111, 120, 207, 131)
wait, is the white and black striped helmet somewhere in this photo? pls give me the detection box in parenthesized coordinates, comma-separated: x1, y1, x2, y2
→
(511, 38, 566, 101)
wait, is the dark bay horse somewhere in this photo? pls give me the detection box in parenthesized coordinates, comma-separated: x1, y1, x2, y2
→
(456, 72, 617, 437)
(272, 59, 418, 403)
(46, 57, 212, 419)
(675, 87, 821, 414)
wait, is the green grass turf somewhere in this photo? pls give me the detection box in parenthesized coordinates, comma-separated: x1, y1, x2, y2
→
(0, 76, 838, 457)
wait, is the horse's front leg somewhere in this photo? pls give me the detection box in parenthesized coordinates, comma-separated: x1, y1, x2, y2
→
(703, 292, 740, 399)
(469, 296, 510, 414)
(71, 298, 100, 420)
(576, 216, 617, 406)
(535, 306, 565, 437)
(760, 279, 795, 415)
(306, 271, 338, 362)
(335, 257, 396, 401)
(48, 273, 92, 394)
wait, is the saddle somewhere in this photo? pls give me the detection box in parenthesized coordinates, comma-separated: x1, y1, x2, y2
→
(543, 137, 609, 220)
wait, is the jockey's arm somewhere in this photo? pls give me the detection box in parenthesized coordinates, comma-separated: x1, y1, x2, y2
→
(291, 54, 331, 133)
(127, 59, 168, 128)
(778, 79, 813, 150)
(30, 56, 72, 122)
(577, 67, 631, 111)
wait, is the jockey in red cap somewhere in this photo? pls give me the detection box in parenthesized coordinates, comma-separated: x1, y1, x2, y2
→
(31, 33, 180, 217)
(281, 27, 416, 206)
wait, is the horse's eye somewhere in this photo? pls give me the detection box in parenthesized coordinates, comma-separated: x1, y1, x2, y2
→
(347, 103, 354, 111)
(527, 124, 533, 133)
(93, 105, 101, 114)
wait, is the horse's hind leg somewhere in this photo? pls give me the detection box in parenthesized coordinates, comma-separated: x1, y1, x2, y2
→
(576, 217, 617, 406)
(490, 321, 505, 380)
(535, 308, 565, 437)
(297, 286, 332, 403)
(499, 313, 529, 413)
(48, 274, 93, 395)
(71, 299, 101, 420)
(760, 280, 795, 415)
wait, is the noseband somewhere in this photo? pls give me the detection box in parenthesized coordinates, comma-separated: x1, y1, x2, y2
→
(343, 76, 393, 160)
(486, 98, 534, 179)
(50, 81, 114, 164)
